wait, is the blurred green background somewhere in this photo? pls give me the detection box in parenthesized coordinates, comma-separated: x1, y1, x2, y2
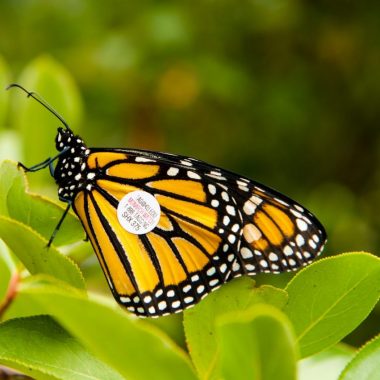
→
(0, 0, 379, 345)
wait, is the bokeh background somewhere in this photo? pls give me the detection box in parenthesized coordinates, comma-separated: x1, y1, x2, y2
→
(0, 0, 379, 346)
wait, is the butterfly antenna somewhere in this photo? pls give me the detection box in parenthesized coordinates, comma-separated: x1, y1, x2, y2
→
(6, 83, 73, 132)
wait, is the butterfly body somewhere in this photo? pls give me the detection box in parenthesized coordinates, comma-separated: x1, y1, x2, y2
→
(50, 127, 326, 317)
(53, 128, 90, 201)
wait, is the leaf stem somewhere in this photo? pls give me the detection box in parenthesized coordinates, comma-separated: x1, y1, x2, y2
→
(0, 271, 20, 319)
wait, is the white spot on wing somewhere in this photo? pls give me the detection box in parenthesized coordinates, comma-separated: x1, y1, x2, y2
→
(221, 192, 229, 201)
(211, 199, 219, 207)
(284, 246, 293, 256)
(243, 224, 262, 243)
(226, 205, 236, 216)
(187, 171, 201, 180)
(268, 252, 278, 261)
(296, 219, 308, 231)
(241, 247, 253, 259)
(231, 223, 239, 233)
(208, 184, 216, 195)
(223, 215, 230, 226)
(296, 234, 305, 246)
(167, 167, 179, 176)
(197, 285, 205, 294)
(245, 264, 256, 271)
(243, 200, 256, 215)
(135, 157, 155, 163)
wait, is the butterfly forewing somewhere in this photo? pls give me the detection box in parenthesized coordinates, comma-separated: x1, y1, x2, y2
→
(71, 148, 326, 317)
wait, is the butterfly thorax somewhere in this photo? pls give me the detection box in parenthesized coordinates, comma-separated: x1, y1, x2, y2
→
(54, 127, 91, 202)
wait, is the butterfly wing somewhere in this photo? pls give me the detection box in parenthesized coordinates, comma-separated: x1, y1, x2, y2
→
(72, 148, 326, 317)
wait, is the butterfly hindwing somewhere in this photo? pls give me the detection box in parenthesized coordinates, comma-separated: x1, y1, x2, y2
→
(226, 179, 326, 278)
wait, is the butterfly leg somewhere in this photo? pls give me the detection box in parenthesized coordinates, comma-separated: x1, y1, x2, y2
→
(18, 157, 53, 172)
(18, 147, 70, 173)
(49, 160, 55, 177)
(47, 202, 72, 247)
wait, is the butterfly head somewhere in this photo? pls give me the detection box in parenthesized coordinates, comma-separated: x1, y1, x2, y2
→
(56, 127, 82, 152)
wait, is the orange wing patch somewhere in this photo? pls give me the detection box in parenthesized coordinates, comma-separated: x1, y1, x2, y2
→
(172, 237, 209, 273)
(106, 163, 160, 179)
(178, 218, 221, 256)
(149, 179, 206, 202)
(87, 152, 128, 169)
(262, 204, 294, 237)
(147, 233, 187, 285)
(156, 194, 217, 229)
(96, 179, 139, 201)
(253, 210, 284, 246)
(156, 211, 173, 231)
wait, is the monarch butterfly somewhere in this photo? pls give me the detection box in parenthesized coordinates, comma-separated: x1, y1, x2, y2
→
(8, 84, 326, 318)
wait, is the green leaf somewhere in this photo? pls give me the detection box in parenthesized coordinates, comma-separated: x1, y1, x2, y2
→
(214, 304, 297, 380)
(0, 56, 11, 128)
(13, 54, 82, 185)
(21, 280, 196, 380)
(339, 334, 380, 380)
(183, 276, 288, 378)
(0, 161, 20, 216)
(299, 344, 354, 380)
(0, 216, 85, 289)
(0, 160, 84, 246)
(147, 313, 186, 351)
(284, 252, 380, 358)
(0, 315, 124, 380)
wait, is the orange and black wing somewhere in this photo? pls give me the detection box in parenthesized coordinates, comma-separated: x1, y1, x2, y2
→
(72, 148, 326, 317)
